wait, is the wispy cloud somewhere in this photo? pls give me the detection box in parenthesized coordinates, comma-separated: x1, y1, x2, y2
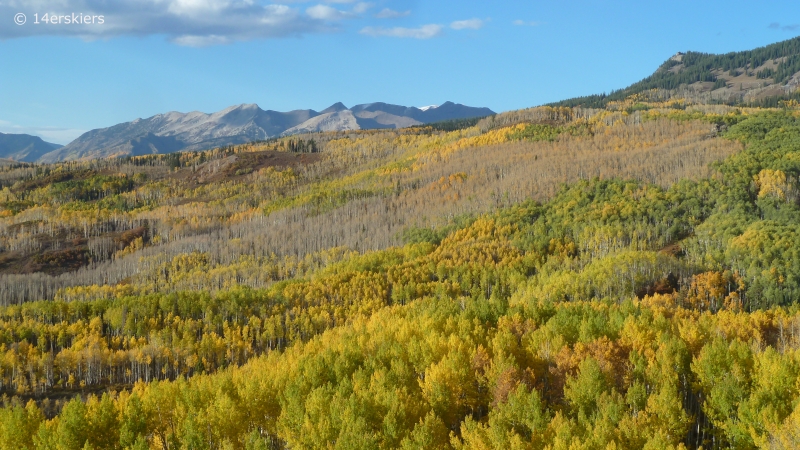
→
(769, 22, 800, 31)
(306, 4, 350, 21)
(0, 0, 485, 45)
(513, 19, 542, 26)
(0, 0, 371, 46)
(305, 2, 371, 20)
(360, 24, 442, 39)
(352, 2, 372, 14)
(375, 8, 410, 19)
(450, 18, 484, 30)
(172, 34, 232, 47)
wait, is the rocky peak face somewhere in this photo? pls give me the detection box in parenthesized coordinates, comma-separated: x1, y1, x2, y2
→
(38, 101, 495, 162)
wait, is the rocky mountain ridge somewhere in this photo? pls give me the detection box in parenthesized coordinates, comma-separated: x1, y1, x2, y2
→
(37, 101, 495, 162)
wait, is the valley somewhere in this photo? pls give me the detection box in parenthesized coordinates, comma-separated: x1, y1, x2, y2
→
(5, 35, 800, 450)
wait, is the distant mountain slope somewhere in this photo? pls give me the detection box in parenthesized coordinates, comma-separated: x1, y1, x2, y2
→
(551, 36, 800, 108)
(416, 101, 496, 123)
(282, 110, 362, 135)
(0, 132, 62, 162)
(283, 101, 494, 135)
(39, 101, 494, 162)
(39, 104, 316, 163)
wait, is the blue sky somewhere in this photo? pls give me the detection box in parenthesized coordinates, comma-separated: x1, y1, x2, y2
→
(1, 0, 799, 144)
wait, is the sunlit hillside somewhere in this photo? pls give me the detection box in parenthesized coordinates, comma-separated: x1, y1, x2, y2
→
(4, 96, 800, 449)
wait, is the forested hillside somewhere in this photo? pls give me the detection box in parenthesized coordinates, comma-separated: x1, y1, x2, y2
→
(553, 36, 800, 108)
(4, 96, 800, 449)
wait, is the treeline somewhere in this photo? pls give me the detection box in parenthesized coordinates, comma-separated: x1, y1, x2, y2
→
(551, 36, 800, 108)
(411, 116, 490, 132)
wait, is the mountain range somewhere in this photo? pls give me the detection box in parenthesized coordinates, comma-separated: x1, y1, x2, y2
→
(10, 101, 494, 163)
(0, 132, 62, 163)
(17, 37, 800, 163)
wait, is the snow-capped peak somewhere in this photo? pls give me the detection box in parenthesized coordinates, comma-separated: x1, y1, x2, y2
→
(418, 105, 438, 111)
